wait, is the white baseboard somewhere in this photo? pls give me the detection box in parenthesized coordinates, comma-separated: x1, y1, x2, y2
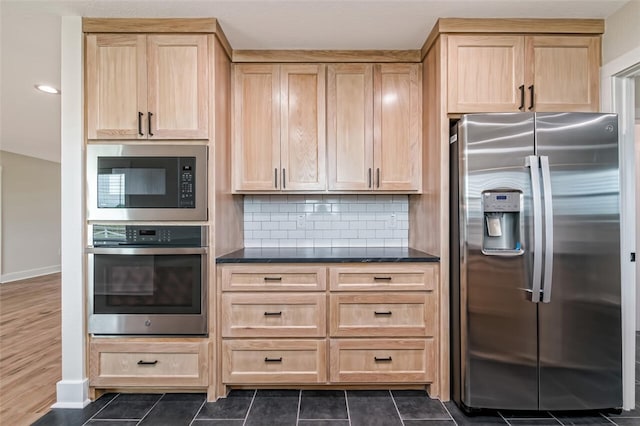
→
(52, 379, 90, 409)
(0, 264, 61, 283)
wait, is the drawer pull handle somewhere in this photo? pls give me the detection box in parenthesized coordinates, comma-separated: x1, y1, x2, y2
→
(264, 311, 282, 316)
(264, 357, 283, 363)
(373, 276, 392, 281)
(374, 356, 392, 362)
(264, 277, 282, 281)
(137, 360, 158, 366)
(374, 311, 392, 316)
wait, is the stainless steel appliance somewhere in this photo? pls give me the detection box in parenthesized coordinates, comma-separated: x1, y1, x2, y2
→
(87, 144, 207, 221)
(88, 224, 208, 335)
(450, 113, 622, 411)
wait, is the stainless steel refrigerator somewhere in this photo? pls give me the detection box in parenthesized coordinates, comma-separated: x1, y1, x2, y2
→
(450, 112, 622, 411)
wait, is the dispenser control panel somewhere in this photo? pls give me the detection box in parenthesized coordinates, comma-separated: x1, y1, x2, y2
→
(483, 192, 521, 212)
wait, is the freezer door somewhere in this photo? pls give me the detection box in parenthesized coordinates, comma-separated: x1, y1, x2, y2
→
(459, 113, 539, 410)
(536, 113, 622, 410)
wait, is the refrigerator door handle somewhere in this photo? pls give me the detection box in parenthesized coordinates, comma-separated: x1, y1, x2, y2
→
(527, 155, 543, 303)
(540, 155, 554, 303)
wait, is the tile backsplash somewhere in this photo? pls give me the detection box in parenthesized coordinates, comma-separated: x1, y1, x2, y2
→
(244, 195, 409, 248)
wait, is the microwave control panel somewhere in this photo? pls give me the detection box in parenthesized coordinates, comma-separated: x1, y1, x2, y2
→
(179, 157, 196, 208)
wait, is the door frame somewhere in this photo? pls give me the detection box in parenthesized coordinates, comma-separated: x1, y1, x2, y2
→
(601, 46, 640, 411)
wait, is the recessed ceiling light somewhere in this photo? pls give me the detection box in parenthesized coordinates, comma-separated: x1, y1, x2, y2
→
(35, 84, 60, 94)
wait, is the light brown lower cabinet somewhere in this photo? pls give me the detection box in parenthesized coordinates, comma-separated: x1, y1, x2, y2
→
(221, 292, 326, 338)
(329, 292, 434, 337)
(222, 339, 327, 383)
(329, 338, 434, 383)
(218, 262, 441, 391)
(89, 338, 209, 388)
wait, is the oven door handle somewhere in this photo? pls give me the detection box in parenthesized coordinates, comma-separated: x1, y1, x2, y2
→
(86, 247, 208, 255)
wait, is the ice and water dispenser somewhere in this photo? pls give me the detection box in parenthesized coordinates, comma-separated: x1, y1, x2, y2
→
(481, 190, 524, 255)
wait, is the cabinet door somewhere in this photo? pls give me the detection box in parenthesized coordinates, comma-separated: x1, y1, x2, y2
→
(223, 339, 327, 384)
(374, 64, 422, 191)
(447, 35, 525, 113)
(327, 64, 374, 191)
(526, 36, 600, 112)
(86, 34, 147, 140)
(232, 64, 281, 191)
(330, 338, 433, 383)
(89, 338, 208, 387)
(147, 35, 208, 139)
(221, 293, 326, 338)
(280, 65, 327, 191)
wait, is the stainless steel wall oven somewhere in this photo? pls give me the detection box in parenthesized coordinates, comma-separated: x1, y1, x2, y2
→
(88, 224, 208, 335)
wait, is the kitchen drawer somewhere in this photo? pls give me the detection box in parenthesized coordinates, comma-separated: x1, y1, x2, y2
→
(329, 264, 437, 291)
(329, 293, 434, 337)
(220, 265, 326, 291)
(330, 338, 434, 383)
(223, 339, 327, 384)
(221, 293, 326, 337)
(89, 338, 208, 387)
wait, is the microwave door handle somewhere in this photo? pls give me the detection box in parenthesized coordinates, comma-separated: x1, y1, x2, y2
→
(526, 155, 542, 303)
(540, 156, 554, 303)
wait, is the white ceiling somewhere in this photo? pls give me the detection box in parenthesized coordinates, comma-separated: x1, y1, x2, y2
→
(0, 0, 631, 163)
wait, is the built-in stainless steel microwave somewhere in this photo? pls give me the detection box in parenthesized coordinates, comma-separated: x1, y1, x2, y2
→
(87, 144, 207, 221)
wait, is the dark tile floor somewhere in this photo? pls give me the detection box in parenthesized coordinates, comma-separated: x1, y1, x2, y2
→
(31, 333, 640, 426)
(31, 387, 640, 426)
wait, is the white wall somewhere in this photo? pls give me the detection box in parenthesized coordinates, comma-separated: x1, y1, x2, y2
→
(601, 0, 640, 411)
(0, 150, 60, 282)
(636, 122, 640, 331)
(602, 0, 640, 66)
(636, 76, 640, 118)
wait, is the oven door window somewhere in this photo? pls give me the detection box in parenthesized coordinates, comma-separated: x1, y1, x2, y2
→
(93, 254, 201, 314)
(97, 157, 178, 209)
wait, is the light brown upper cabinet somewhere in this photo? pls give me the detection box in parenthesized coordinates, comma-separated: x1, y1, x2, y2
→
(447, 35, 600, 113)
(327, 64, 422, 192)
(233, 64, 326, 192)
(86, 34, 208, 140)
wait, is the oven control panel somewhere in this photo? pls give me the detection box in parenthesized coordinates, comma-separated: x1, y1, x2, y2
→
(92, 225, 206, 247)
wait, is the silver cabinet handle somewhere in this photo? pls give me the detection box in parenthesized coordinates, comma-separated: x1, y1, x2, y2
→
(527, 155, 543, 303)
(368, 168, 372, 188)
(376, 168, 380, 188)
(540, 155, 554, 303)
(274, 168, 278, 189)
(282, 168, 286, 189)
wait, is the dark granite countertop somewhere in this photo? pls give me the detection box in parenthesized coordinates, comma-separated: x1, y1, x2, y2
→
(216, 247, 439, 263)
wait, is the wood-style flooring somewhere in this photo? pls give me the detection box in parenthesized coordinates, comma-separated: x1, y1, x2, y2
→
(0, 273, 61, 425)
